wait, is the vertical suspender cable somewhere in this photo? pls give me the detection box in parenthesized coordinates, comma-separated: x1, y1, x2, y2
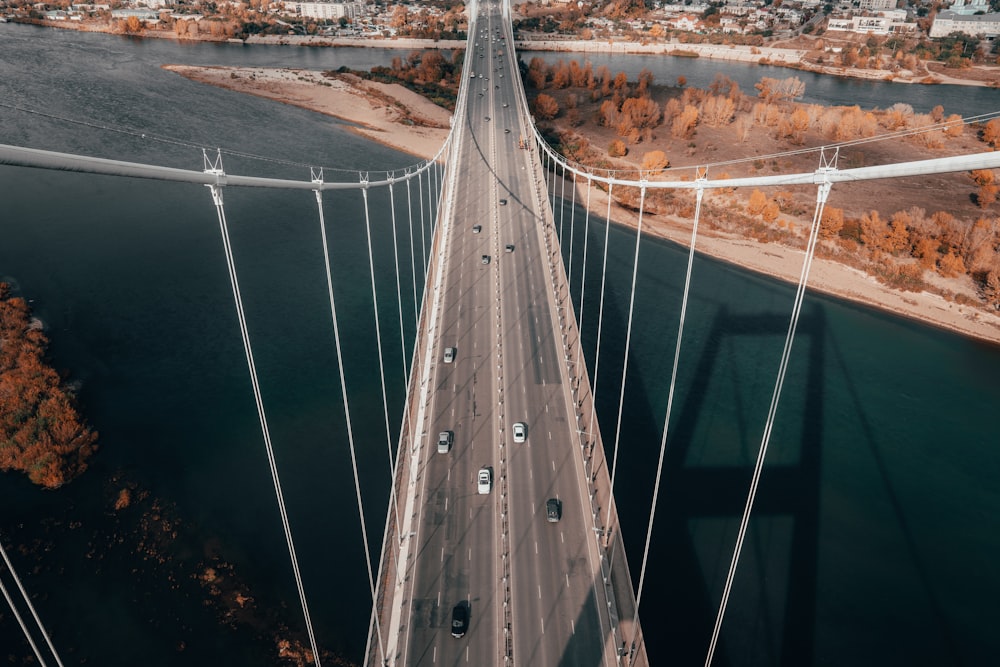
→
(632, 183, 706, 655)
(558, 160, 566, 249)
(387, 181, 409, 378)
(313, 188, 386, 664)
(0, 538, 63, 667)
(207, 183, 322, 667)
(360, 185, 404, 548)
(607, 184, 646, 570)
(585, 183, 614, 451)
(0, 576, 46, 667)
(577, 175, 592, 317)
(425, 164, 435, 259)
(405, 175, 419, 330)
(418, 170, 428, 281)
(567, 171, 578, 291)
(704, 179, 833, 666)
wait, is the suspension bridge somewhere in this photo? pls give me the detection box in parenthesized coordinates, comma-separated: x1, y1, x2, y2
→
(3, 1, 1000, 665)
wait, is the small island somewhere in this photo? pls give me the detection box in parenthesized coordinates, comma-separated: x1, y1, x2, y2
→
(0, 283, 97, 488)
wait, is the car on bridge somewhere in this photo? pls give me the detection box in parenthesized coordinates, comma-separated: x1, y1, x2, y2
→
(451, 603, 469, 638)
(444, 347, 455, 363)
(477, 467, 492, 494)
(499, 198, 507, 206)
(546, 498, 562, 523)
(512, 421, 526, 442)
(472, 224, 482, 233)
(481, 255, 491, 265)
(437, 430, 453, 454)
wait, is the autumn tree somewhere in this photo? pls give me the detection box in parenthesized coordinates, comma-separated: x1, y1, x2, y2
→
(982, 118, 1000, 149)
(551, 60, 570, 89)
(938, 251, 967, 277)
(0, 284, 97, 488)
(671, 104, 699, 139)
(640, 150, 669, 172)
(527, 57, 548, 89)
(747, 189, 768, 216)
(608, 139, 627, 157)
(970, 169, 998, 208)
(534, 94, 560, 120)
(620, 97, 661, 131)
(820, 207, 844, 239)
(754, 76, 805, 103)
(701, 95, 735, 127)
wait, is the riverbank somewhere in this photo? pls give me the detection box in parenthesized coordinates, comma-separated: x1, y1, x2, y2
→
(167, 65, 1000, 345)
(512, 38, 998, 88)
(22, 17, 998, 89)
(165, 65, 450, 160)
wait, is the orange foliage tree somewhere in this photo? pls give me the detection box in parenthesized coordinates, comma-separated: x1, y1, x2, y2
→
(534, 94, 560, 120)
(0, 284, 97, 488)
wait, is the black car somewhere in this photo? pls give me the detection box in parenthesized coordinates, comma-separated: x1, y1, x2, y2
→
(546, 498, 562, 523)
(451, 603, 469, 637)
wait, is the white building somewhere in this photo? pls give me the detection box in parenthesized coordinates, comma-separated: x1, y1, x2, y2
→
(826, 13, 915, 34)
(947, 0, 991, 16)
(858, 0, 896, 10)
(929, 10, 1000, 38)
(284, 1, 364, 20)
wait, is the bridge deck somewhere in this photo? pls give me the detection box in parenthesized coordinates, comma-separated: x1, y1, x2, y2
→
(370, 5, 647, 666)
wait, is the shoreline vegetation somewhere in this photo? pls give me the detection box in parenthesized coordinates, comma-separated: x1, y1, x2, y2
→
(0, 283, 97, 488)
(14, 16, 1000, 89)
(166, 61, 1000, 346)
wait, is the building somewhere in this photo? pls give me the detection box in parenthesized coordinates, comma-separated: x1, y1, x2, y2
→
(929, 10, 1000, 38)
(284, 1, 364, 20)
(826, 13, 916, 34)
(947, 0, 991, 16)
(858, 0, 897, 10)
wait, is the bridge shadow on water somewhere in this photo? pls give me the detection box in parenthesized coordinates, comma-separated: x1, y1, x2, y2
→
(567, 231, 828, 666)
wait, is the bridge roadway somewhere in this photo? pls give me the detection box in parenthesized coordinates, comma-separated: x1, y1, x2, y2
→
(376, 4, 644, 666)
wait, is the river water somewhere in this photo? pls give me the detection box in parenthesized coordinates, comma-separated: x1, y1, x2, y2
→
(1, 23, 999, 666)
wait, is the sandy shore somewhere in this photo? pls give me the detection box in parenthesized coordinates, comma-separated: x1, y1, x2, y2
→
(165, 65, 450, 160)
(167, 65, 1000, 345)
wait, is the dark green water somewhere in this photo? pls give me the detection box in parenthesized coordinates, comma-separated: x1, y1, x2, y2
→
(2, 23, 999, 666)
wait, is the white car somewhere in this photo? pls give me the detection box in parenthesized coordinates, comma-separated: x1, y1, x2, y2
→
(444, 347, 455, 363)
(512, 422, 526, 443)
(477, 467, 492, 494)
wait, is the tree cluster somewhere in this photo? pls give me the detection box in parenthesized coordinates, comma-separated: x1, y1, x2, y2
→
(0, 284, 97, 488)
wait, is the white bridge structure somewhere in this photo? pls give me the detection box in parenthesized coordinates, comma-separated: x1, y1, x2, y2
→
(1, 1, 999, 665)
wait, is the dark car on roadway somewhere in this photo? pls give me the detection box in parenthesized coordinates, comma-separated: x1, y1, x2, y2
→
(546, 498, 562, 523)
(451, 603, 469, 637)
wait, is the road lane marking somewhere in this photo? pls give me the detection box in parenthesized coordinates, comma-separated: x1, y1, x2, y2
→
(538, 585, 542, 599)
(541, 617, 545, 634)
(571, 619, 575, 635)
(469, 548, 472, 561)
(534, 541, 538, 555)
(440, 547, 444, 562)
(566, 573, 570, 588)
(551, 460, 555, 471)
